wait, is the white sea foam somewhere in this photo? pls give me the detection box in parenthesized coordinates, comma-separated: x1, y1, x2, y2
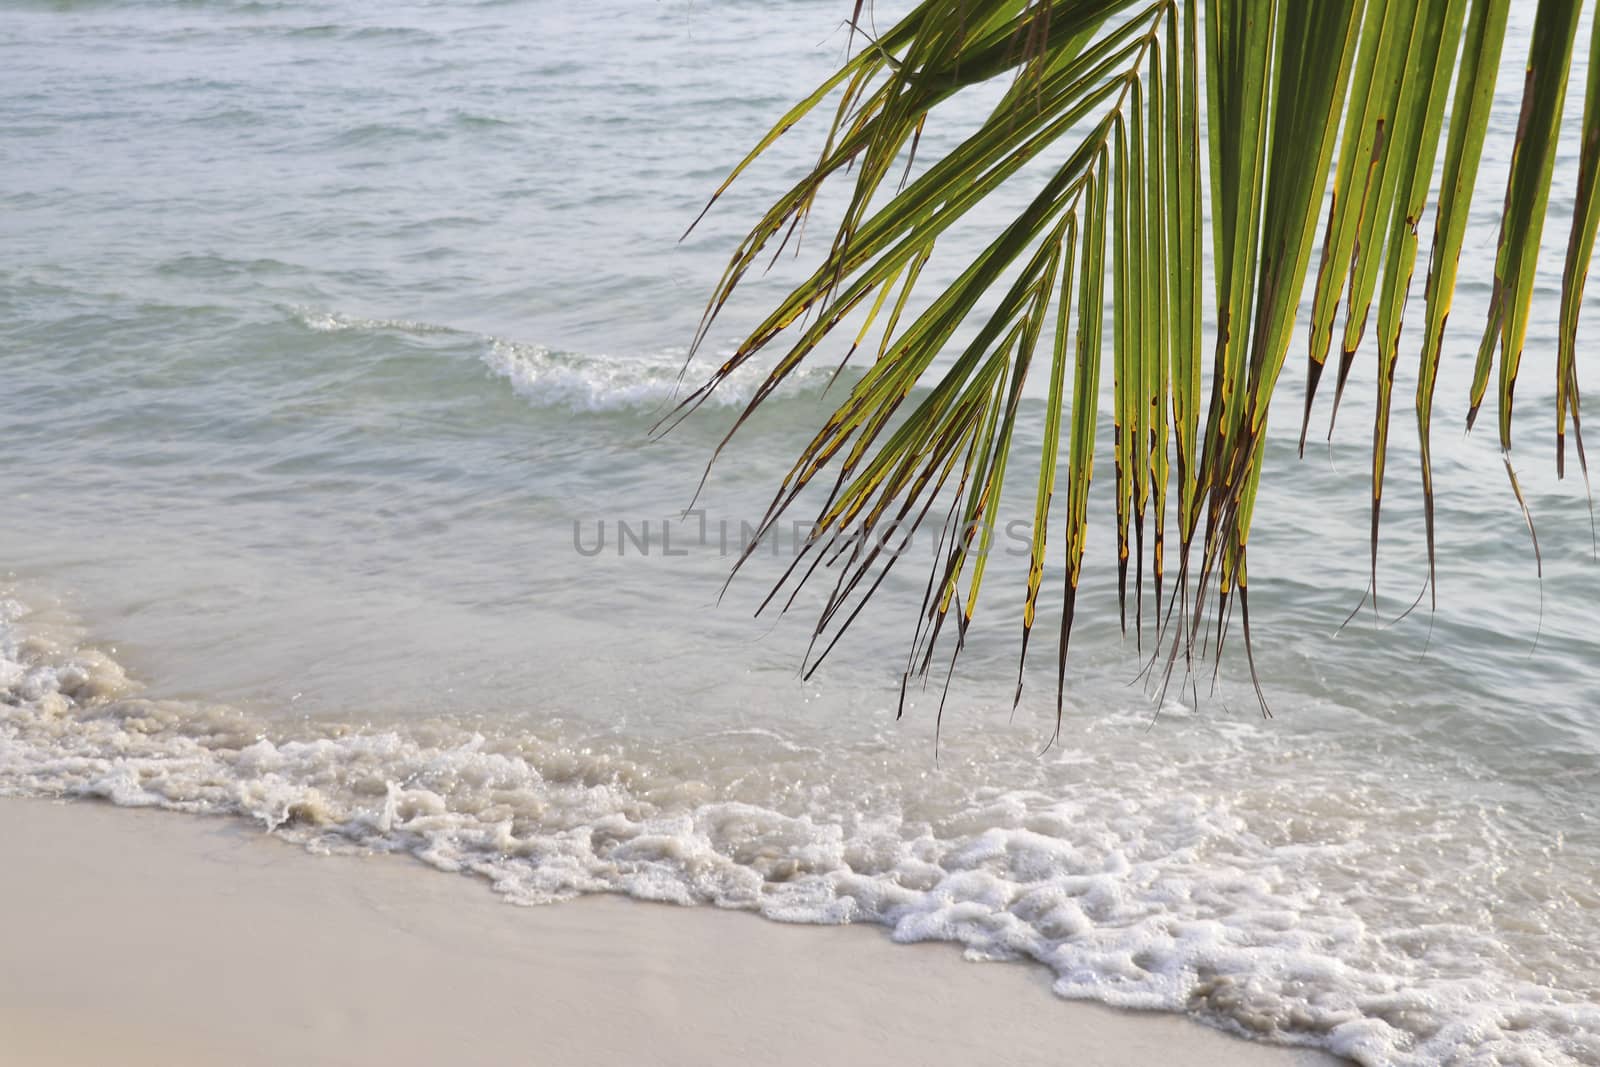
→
(289, 306, 836, 413)
(481, 339, 717, 413)
(482, 339, 844, 413)
(291, 307, 464, 336)
(2, 593, 1596, 1066)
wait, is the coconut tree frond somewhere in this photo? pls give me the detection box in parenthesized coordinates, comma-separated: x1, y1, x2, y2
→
(678, 0, 1600, 717)
(1558, 2, 1600, 517)
(1469, 0, 1584, 450)
(1417, 0, 1512, 608)
(1362, 0, 1471, 614)
(1184, 0, 1365, 699)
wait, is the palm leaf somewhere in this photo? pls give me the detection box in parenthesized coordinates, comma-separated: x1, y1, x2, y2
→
(675, 0, 1600, 717)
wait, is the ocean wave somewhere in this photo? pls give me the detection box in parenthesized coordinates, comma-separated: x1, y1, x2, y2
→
(481, 339, 838, 414)
(1, 593, 1596, 1066)
(288, 306, 838, 413)
(290, 307, 464, 337)
(450, 110, 519, 130)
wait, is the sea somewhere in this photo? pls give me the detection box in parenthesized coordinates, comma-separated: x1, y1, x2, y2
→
(2, 2, 1597, 1064)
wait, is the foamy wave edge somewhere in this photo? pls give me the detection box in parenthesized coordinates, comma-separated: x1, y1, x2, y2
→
(2, 594, 1596, 1067)
(289, 307, 837, 412)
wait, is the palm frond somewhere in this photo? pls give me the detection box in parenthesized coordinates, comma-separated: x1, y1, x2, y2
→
(673, 0, 1600, 718)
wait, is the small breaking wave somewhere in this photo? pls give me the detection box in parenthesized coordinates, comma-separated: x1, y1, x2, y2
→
(481, 339, 843, 414)
(288, 306, 840, 413)
(291, 307, 463, 337)
(2, 591, 1596, 1066)
(481, 339, 709, 413)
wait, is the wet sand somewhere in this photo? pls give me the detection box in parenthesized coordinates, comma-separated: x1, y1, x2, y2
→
(0, 798, 1348, 1067)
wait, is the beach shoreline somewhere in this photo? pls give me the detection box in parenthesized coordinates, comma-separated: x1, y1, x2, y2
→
(0, 797, 1346, 1066)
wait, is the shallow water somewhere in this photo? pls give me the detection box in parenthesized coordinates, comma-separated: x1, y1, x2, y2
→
(3, 3, 1599, 1064)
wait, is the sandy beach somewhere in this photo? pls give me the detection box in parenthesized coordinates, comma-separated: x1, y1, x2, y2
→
(0, 799, 1345, 1066)
(6, 6, 1596, 1061)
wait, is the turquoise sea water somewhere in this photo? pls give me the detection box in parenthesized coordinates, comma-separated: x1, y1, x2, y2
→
(2, 3, 1598, 1063)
